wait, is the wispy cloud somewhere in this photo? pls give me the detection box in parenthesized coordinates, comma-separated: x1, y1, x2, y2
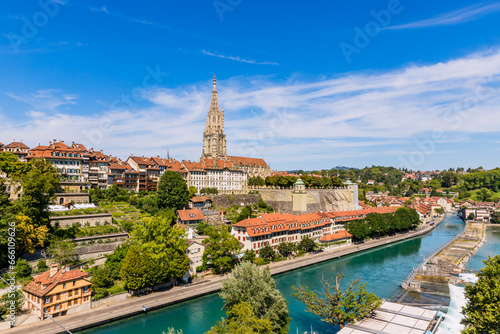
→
(89, 6, 109, 14)
(87, 7, 234, 47)
(6, 89, 78, 115)
(3, 49, 500, 169)
(0, 40, 84, 54)
(388, 2, 500, 30)
(201, 50, 279, 65)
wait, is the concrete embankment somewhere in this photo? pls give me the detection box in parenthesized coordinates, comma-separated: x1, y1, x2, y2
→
(5, 220, 443, 334)
(402, 219, 485, 297)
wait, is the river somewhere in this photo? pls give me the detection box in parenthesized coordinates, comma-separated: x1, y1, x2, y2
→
(437, 224, 500, 334)
(82, 214, 466, 334)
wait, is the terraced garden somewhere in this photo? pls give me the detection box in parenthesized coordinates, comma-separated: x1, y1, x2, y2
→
(99, 201, 149, 232)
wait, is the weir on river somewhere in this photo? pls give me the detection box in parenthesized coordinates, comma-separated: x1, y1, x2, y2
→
(82, 214, 468, 334)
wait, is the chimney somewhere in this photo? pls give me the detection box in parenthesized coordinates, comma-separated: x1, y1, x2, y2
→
(49, 264, 58, 278)
(64, 265, 70, 273)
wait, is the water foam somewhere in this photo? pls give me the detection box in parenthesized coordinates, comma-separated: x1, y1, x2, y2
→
(437, 284, 467, 334)
(458, 273, 478, 283)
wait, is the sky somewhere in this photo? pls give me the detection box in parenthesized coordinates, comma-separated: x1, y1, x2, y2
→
(1, 0, 500, 171)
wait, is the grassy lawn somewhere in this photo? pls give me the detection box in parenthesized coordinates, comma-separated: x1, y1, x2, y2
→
(468, 189, 500, 202)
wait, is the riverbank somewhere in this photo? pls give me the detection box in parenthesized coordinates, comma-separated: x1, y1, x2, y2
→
(4, 217, 445, 334)
(402, 219, 486, 297)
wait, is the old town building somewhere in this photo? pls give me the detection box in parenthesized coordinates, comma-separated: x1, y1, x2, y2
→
(232, 207, 396, 255)
(27, 140, 84, 183)
(2, 141, 30, 161)
(22, 264, 92, 319)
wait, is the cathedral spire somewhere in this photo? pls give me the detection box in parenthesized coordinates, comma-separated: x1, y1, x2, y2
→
(209, 75, 220, 114)
(202, 75, 227, 160)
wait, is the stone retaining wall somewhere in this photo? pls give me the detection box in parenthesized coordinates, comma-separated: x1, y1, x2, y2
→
(50, 213, 113, 228)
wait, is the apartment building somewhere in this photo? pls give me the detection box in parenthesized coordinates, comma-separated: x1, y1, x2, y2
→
(22, 264, 92, 319)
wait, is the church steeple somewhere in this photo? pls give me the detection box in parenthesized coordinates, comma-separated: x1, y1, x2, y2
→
(202, 75, 227, 160)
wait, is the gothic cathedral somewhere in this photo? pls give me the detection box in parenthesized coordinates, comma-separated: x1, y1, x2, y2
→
(201, 76, 227, 160)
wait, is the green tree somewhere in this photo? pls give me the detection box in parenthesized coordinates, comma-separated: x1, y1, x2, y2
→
(292, 274, 381, 329)
(91, 267, 114, 289)
(277, 242, 296, 258)
(259, 245, 275, 261)
(48, 239, 77, 265)
(235, 206, 253, 223)
(219, 262, 290, 333)
(133, 216, 190, 281)
(298, 237, 316, 252)
(0, 152, 30, 177)
(202, 226, 240, 274)
(14, 214, 49, 255)
(476, 188, 494, 202)
(0, 289, 23, 316)
(105, 243, 131, 279)
(188, 186, 198, 198)
(14, 259, 32, 278)
(490, 211, 500, 224)
(157, 171, 190, 210)
(15, 158, 60, 227)
(242, 249, 256, 263)
(37, 259, 48, 272)
(257, 198, 267, 209)
(207, 301, 273, 334)
(119, 245, 170, 290)
(461, 255, 500, 333)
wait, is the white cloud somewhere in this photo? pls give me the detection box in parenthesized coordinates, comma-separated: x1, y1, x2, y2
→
(201, 50, 279, 65)
(387, 2, 500, 30)
(2, 49, 500, 169)
(6, 89, 78, 113)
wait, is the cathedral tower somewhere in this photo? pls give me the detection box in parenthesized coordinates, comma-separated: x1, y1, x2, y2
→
(202, 75, 227, 160)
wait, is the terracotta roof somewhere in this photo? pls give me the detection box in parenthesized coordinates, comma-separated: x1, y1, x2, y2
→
(235, 207, 398, 238)
(319, 230, 352, 242)
(182, 158, 243, 172)
(4, 141, 29, 149)
(23, 267, 90, 297)
(227, 156, 268, 167)
(27, 141, 83, 160)
(190, 196, 211, 203)
(0, 142, 3, 147)
(177, 209, 205, 221)
(151, 157, 186, 173)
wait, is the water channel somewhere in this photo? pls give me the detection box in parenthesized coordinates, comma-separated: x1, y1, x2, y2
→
(83, 214, 467, 334)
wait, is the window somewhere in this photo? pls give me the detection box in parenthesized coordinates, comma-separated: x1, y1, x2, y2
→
(63, 283, 66, 289)
(83, 286, 88, 293)
(73, 281, 76, 287)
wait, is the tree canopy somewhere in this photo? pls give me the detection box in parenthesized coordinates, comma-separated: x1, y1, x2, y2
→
(219, 262, 290, 333)
(461, 255, 500, 333)
(207, 301, 273, 334)
(292, 274, 381, 329)
(202, 226, 240, 274)
(157, 170, 190, 210)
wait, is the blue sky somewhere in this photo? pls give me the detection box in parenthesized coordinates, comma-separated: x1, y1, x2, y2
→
(1, 0, 500, 171)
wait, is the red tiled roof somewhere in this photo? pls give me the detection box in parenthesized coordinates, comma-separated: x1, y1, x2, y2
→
(151, 157, 186, 173)
(228, 156, 268, 167)
(190, 196, 211, 203)
(319, 230, 352, 242)
(23, 267, 90, 297)
(4, 141, 29, 149)
(177, 209, 205, 221)
(28, 141, 83, 160)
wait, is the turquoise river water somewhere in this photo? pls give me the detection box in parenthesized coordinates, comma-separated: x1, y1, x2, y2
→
(83, 214, 473, 334)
